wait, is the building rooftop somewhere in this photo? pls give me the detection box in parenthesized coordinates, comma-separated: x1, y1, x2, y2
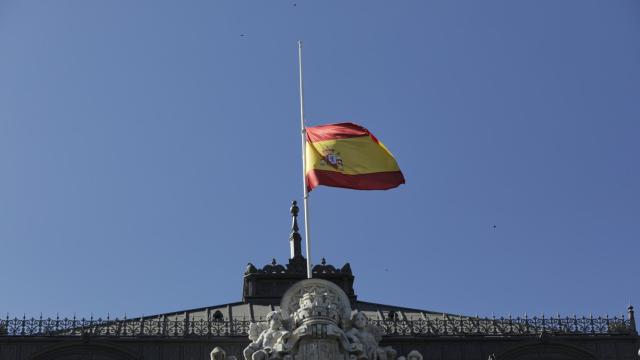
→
(132, 201, 461, 323)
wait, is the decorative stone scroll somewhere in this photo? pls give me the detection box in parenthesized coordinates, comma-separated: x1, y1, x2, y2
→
(396, 350, 423, 360)
(242, 278, 422, 360)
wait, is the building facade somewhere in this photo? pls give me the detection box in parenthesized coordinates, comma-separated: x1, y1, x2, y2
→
(1, 202, 638, 360)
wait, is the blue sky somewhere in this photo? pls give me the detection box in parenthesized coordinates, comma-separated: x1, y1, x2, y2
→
(1, 0, 639, 319)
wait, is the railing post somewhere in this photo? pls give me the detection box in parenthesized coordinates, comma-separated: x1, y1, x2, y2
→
(508, 314, 513, 336)
(184, 313, 189, 338)
(492, 314, 497, 336)
(628, 305, 637, 334)
(163, 316, 168, 337)
(1, 314, 7, 336)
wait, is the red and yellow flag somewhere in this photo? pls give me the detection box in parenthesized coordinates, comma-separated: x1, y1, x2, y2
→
(305, 122, 405, 191)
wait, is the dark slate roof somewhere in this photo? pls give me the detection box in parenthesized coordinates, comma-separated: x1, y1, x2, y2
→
(136, 299, 464, 323)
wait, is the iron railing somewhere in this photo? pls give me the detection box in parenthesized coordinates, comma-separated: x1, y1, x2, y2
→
(0, 316, 250, 337)
(371, 315, 635, 336)
(0, 315, 634, 337)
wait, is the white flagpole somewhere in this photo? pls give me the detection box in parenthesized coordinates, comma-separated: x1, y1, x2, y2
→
(297, 40, 312, 279)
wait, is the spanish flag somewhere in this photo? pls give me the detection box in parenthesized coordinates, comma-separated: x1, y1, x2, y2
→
(305, 122, 405, 191)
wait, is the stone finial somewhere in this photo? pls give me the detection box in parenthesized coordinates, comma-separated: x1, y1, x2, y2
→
(290, 200, 299, 218)
(245, 263, 257, 275)
(289, 200, 303, 259)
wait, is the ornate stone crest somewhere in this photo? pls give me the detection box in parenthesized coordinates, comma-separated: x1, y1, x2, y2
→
(242, 279, 423, 360)
(280, 279, 352, 326)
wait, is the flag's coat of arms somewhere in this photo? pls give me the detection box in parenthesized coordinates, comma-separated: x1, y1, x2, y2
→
(305, 122, 405, 191)
(320, 147, 343, 170)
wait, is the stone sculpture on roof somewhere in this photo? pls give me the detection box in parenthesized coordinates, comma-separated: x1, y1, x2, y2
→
(244, 311, 290, 360)
(346, 311, 397, 360)
(242, 278, 421, 360)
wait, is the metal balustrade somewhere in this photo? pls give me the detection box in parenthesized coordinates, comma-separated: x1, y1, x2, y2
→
(0, 314, 634, 337)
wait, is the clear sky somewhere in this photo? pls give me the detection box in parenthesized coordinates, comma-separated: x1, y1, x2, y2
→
(1, 0, 639, 319)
